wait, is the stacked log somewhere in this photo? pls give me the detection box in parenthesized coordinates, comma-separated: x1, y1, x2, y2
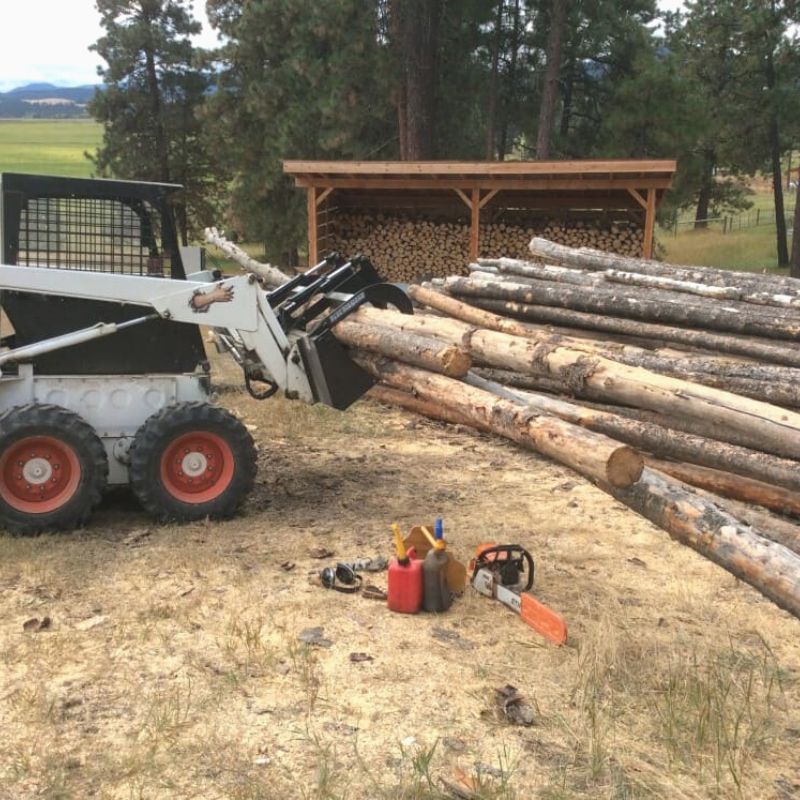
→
(329, 213, 643, 282)
(322, 244, 800, 620)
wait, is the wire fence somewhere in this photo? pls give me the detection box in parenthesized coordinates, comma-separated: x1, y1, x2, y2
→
(669, 207, 796, 236)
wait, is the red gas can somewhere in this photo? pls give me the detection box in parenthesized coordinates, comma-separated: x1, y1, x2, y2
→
(388, 549, 423, 613)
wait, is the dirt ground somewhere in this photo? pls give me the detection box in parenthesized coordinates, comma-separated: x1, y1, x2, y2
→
(1, 351, 799, 800)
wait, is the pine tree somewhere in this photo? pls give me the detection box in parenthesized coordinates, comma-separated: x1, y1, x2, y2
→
(89, 0, 224, 239)
(206, 0, 394, 261)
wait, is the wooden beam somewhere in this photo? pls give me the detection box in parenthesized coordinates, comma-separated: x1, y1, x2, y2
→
(642, 188, 657, 259)
(283, 158, 678, 177)
(292, 176, 673, 192)
(470, 188, 480, 262)
(307, 187, 318, 265)
(453, 188, 472, 209)
(334, 191, 644, 211)
(627, 188, 648, 210)
(479, 189, 500, 209)
(315, 186, 334, 206)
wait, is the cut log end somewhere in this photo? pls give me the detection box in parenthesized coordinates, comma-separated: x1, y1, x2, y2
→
(439, 344, 472, 377)
(608, 446, 645, 488)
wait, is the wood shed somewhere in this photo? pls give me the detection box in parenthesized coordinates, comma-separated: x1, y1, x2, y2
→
(283, 160, 676, 279)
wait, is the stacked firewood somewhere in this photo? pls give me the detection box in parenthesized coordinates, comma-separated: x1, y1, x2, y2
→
(330, 238, 800, 620)
(329, 213, 643, 281)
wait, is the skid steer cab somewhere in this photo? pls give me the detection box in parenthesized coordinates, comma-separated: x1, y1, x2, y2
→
(0, 173, 411, 533)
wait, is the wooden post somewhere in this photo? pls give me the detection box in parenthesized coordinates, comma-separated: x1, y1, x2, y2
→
(642, 188, 656, 259)
(470, 188, 480, 262)
(307, 187, 318, 266)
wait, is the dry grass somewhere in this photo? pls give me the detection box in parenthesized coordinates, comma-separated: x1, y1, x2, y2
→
(0, 359, 799, 799)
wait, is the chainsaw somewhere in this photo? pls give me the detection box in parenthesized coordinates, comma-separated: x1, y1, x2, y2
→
(470, 544, 567, 646)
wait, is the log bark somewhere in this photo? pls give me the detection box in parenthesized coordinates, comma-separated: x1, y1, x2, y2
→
(368, 385, 483, 429)
(645, 458, 800, 518)
(477, 265, 776, 321)
(468, 372, 800, 493)
(414, 284, 800, 384)
(676, 372, 800, 409)
(703, 495, 800, 556)
(353, 306, 800, 460)
(577, 397, 800, 463)
(608, 467, 800, 620)
(204, 227, 290, 287)
(444, 275, 800, 342)
(460, 297, 800, 368)
(488, 253, 800, 310)
(482, 357, 800, 408)
(333, 319, 471, 378)
(528, 237, 800, 297)
(602, 268, 800, 310)
(354, 353, 643, 488)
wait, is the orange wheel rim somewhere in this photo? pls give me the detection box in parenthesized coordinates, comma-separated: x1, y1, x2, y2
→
(160, 431, 235, 504)
(0, 436, 81, 513)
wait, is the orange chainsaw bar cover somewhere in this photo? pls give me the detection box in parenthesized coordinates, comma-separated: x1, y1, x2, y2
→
(520, 593, 568, 646)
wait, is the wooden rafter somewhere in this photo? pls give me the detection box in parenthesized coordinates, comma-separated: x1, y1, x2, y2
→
(479, 189, 500, 209)
(453, 188, 472, 209)
(315, 187, 334, 206)
(627, 188, 648, 210)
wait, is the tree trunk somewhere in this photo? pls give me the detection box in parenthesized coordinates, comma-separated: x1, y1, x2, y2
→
(355, 353, 642, 487)
(558, 48, 575, 140)
(485, 0, 504, 160)
(646, 457, 800, 517)
(535, 0, 567, 159)
(333, 319, 471, 377)
(394, 0, 442, 159)
(608, 467, 800, 620)
(791, 168, 800, 278)
(694, 150, 714, 230)
(141, 10, 170, 183)
(444, 275, 800, 341)
(766, 48, 789, 267)
(469, 371, 800, 493)
(497, 0, 521, 159)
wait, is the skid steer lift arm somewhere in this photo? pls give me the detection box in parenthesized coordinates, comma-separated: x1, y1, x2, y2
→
(0, 254, 411, 410)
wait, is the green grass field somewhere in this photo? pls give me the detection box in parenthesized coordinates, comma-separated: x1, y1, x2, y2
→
(0, 119, 101, 177)
(659, 223, 790, 273)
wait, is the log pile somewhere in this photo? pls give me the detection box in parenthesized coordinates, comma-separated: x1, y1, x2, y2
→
(329, 213, 643, 282)
(324, 241, 800, 620)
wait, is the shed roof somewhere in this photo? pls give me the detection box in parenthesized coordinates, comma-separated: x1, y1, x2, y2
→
(283, 159, 676, 191)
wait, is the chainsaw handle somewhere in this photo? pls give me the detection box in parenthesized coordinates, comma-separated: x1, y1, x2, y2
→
(472, 544, 534, 592)
(518, 548, 534, 592)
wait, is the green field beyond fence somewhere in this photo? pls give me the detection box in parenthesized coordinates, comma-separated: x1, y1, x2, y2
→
(0, 119, 101, 177)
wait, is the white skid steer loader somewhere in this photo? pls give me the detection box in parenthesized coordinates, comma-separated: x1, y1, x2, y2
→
(0, 173, 411, 533)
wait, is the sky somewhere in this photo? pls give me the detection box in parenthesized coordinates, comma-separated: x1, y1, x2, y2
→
(0, 0, 219, 92)
(0, 0, 687, 94)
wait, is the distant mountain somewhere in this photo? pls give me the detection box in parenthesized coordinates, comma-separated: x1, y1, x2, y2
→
(0, 83, 99, 119)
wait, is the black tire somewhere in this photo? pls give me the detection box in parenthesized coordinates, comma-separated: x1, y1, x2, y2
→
(130, 402, 256, 522)
(0, 404, 108, 534)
